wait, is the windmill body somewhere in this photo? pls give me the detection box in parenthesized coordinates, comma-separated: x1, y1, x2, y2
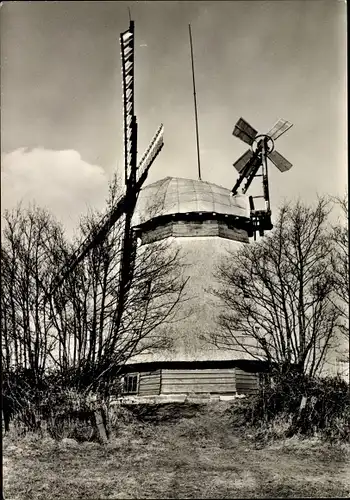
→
(51, 22, 292, 401)
(120, 116, 293, 399)
(121, 177, 264, 400)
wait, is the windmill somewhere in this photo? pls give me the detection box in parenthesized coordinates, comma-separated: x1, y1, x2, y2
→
(231, 117, 293, 239)
(50, 19, 164, 293)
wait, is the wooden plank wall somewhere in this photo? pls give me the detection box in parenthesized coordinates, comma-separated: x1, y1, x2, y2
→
(235, 368, 258, 394)
(138, 370, 161, 396)
(161, 368, 236, 394)
(141, 220, 249, 245)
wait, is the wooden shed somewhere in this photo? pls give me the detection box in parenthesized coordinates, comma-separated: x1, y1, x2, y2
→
(121, 360, 263, 398)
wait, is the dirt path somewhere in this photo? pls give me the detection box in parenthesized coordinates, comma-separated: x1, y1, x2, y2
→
(3, 418, 350, 499)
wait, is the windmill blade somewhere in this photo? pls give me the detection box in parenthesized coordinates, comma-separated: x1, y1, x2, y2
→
(137, 124, 164, 180)
(232, 117, 258, 146)
(51, 130, 165, 293)
(50, 199, 123, 292)
(267, 119, 293, 141)
(51, 152, 159, 293)
(120, 21, 135, 184)
(233, 149, 254, 172)
(50, 21, 166, 295)
(268, 149, 293, 172)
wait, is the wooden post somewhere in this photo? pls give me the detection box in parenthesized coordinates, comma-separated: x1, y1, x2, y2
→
(299, 396, 307, 413)
(94, 410, 108, 444)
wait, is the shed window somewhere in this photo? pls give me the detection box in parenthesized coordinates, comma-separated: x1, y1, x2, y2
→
(123, 373, 139, 394)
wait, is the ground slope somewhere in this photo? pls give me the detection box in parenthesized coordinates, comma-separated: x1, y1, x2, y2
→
(3, 403, 350, 499)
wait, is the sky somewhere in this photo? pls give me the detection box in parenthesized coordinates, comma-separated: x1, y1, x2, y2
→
(1, 0, 347, 234)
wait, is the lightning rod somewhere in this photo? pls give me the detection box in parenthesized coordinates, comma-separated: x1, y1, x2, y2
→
(189, 24, 202, 181)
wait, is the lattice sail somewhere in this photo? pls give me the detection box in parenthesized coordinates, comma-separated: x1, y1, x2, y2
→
(120, 21, 135, 185)
(137, 124, 164, 179)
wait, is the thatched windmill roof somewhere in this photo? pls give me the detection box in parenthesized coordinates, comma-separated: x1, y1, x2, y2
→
(132, 176, 250, 228)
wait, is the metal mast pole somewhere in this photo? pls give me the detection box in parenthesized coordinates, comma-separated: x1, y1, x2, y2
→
(188, 24, 202, 181)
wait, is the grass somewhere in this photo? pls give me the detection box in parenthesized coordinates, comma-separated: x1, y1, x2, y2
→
(3, 402, 350, 499)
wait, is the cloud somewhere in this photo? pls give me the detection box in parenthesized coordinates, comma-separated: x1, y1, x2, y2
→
(1, 148, 109, 236)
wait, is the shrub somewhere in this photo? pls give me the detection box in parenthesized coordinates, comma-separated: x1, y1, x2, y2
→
(2, 368, 109, 442)
(231, 372, 350, 442)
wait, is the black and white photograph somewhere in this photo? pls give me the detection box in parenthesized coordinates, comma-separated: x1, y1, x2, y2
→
(1, 1, 348, 498)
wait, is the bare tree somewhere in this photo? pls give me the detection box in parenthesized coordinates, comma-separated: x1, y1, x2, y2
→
(210, 198, 340, 378)
(330, 193, 349, 338)
(329, 193, 349, 382)
(48, 176, 187, 390)
(1, 204, 65, 379)
(1, 174, 187, 393)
